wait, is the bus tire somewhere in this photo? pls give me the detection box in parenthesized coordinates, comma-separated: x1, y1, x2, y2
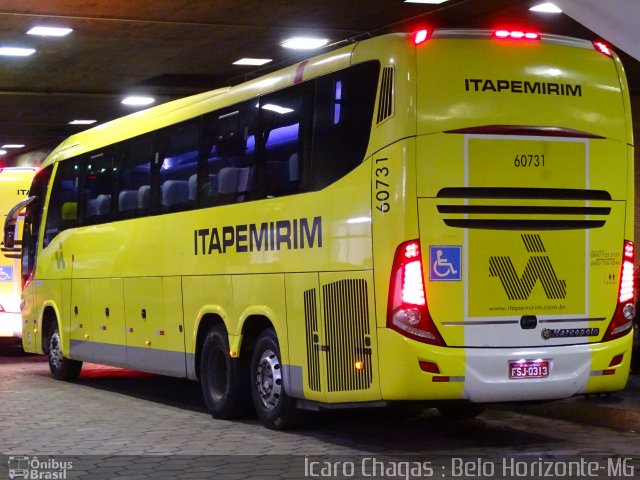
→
(250, 328, 302, 430)
(200, 325, 251, 419)
(437, 403, 485, 420)
(47, 324, 82, 381)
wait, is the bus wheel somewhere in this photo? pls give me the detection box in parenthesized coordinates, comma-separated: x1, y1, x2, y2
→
(47, 325, 82, 381)
(437, 403, 485, 420)
(200, 325, 251, 419)
(250, 328, 301, 430)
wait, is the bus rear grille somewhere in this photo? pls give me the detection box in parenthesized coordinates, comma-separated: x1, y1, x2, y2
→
(437, 187, 612, 201)
(436, 187, 610, 230)
(376, 66, 394, 124)
(437, 205, 611, 216)
(304, 288, 321, 392)
(323, 279, 372, 392)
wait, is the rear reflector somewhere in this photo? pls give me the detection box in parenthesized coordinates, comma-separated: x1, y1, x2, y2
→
(495, 30, 540, 40)
(609, 354, 624, 367)
(419, 361, 440, 374)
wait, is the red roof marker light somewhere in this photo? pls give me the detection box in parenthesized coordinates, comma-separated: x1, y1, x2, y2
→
(594, 41, 612, 57)
(494, 30, 540, 40)
(413, 29, 430, 45)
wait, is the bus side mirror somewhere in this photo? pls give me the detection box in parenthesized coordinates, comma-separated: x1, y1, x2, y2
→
(61, 202, 78, 221)
(3, 196, 36, 249)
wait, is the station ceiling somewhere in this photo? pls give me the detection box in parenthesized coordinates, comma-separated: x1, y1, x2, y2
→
(0, 0, 637, 165)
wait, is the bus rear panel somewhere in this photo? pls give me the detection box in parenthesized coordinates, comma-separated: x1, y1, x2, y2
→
(375, 30, 633, 403)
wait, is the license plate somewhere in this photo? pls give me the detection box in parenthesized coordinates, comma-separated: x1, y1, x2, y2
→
(509, 360, 550, 379)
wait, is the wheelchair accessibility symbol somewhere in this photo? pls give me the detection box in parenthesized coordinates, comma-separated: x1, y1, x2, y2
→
(429, 246, 462, 281)
(0, 266, 13, 282)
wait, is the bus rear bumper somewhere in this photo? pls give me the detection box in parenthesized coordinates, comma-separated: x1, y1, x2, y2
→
(461, 338, 630, 402)
(0, 311, 23, 338)
(377, 328, 632, 403)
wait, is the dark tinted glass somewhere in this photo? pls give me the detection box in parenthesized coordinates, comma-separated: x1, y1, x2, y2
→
(83, 149, 115, 224)
(258, 83, 313, 198)
(43, 158, 82, 247)
(201, 101, 257, 206)
(311, 61, 379, 190)
(23, 166, 53, 281)
(114, 134, 155, 218)
(157, 120, 200, 212)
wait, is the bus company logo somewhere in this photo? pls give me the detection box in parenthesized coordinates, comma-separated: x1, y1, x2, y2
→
(194, 216, 322, 255)
(7, 456, 73, 479)
(541, 327, 600, 339)
(464, 78, 582, 97)
(489, 234, 567, 301)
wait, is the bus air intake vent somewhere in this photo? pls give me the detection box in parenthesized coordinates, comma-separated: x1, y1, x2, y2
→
(304, 288, 321, 392)
(376, 66, 394, 124)
(322, 279, 372, 392)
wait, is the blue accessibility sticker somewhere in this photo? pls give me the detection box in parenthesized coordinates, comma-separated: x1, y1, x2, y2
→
(0, 266, 13, 282)
(429, 246, 462, 281)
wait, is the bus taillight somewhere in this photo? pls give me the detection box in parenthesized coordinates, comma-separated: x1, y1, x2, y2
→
(603, 240, 635, 341)
(388, 240, 445, 346)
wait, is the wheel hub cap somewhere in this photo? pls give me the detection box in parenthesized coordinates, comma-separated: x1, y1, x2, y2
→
(256, 349, 282, 410)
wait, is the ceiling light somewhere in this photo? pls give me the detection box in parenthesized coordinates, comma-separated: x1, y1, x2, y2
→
(69, 119, 97, 125)
(261, 104, 293, 114)
(0, 150, 7, 156)
(404, 0, 449, 4)
(121, 96, 155, 106)
(233, 58, 273, 66)
(529, 2, 562, 13)
(27, 26, 73, 37)
(281, 37, 329, 50)
(0, 47, 36, 57)
(2, 144, 25, 148)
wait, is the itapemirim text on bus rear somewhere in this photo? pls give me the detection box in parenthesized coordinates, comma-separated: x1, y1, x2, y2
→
(5, 28, 634, 429)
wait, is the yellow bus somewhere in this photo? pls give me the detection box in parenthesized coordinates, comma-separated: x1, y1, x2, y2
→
(4, 29, 634, 429)
(0, 167, 37, 338)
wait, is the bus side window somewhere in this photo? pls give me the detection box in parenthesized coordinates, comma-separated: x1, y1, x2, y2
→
(311, 61, 380, 190)
(43, 159, 81, 247)
(258, 82, 312, 198)
(157, 119, 200, 213)
(23, 166, 53, 282)
(200, 100, 257, 207)
(82, 149, 115, 225)
(114, 134, 155, 219)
